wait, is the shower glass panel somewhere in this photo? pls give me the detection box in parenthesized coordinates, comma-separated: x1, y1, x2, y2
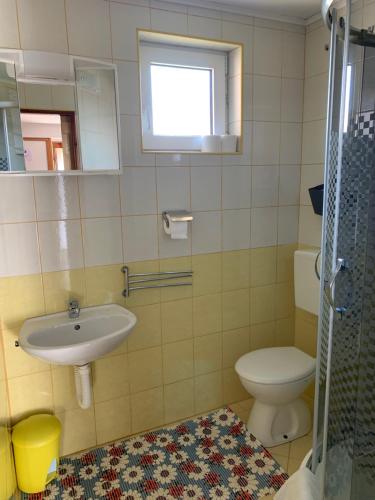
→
(313, 1, 375, 499)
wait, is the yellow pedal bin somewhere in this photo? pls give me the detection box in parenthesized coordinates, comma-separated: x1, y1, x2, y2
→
(12, 414, 61, 494)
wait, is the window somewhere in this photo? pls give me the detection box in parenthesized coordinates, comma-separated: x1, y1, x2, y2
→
(139, 41, 227, 151)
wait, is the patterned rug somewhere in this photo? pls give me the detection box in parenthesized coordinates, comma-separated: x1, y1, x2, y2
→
(23, 407, 288, 499)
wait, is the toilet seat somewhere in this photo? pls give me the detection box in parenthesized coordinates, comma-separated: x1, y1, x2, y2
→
(235, 347, 315, 385)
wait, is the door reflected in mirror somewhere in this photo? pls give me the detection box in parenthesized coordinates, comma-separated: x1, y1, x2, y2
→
(20, 111, 78, 171)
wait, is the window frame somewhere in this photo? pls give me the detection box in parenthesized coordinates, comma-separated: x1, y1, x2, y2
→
(139, 42, 227, 152)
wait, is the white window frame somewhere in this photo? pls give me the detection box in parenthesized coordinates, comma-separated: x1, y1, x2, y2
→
(140, 42, 226, 151)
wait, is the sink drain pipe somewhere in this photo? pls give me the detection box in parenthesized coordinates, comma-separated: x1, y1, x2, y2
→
(74, 364, 92, 409)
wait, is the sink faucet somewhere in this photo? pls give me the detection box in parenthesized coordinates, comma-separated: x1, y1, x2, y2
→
(68, 299, 80, 319)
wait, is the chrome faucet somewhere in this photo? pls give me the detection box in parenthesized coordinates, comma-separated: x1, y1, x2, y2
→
(68, 299, 80, 319)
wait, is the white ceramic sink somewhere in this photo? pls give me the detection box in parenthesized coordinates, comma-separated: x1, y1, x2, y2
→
(19, 304, 137, 366)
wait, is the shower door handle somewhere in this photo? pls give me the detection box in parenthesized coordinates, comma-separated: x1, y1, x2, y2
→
(324, 258, 348, 316)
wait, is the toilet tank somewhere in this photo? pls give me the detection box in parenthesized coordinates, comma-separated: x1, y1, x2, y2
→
(294, 250, 320, 315)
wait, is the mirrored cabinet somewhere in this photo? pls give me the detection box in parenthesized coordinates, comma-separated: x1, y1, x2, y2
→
(0, 51, 120, 175)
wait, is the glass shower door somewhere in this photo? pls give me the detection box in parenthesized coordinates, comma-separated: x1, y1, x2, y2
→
(313, 2, 375, 499)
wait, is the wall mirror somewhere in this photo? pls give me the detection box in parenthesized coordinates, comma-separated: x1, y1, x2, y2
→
(0, 51, 120, 174)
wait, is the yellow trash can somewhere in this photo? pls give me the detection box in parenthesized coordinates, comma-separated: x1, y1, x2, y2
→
(12, 414, 61, 494)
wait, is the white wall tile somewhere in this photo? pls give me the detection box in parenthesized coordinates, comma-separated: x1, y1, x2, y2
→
(191, 167, 221, 211)
(281, 78, 304, 123)
(66, 0, 111, 58)
(82, 218, 123, 267)
(188, 15, 221, 38)
(280, 123, 302, 165)
(117, 61, 141, 115)
(252, 76, 281, 122)
(279, 165, 301, 206)
(192, 211, 221, 254)
(0, 0, 20, 48)
(252, 122, 280, 165)
(0, 177, 35, 223)
(303, 73, 329, 122)
(222, 209, 251, 251)
(305, 26, 329, 78)
(38, 220, 83, 272)
(251, 166, 279, 207)
(253, 27, 282, 77)
(157, 166, 190, 213)
(158, 216, 191, 258)
(121, 167, 157, 215)
(222, 21, 253, 74)
(0, 223, 40, 277)
(78, 176, 120, 218)
(121, 115, 155, 167)
(302, 120, 326, 165)
(251, 207, 278, 247)
(34, 177, 80, 221)
(278, 206, 299, 244)
(18, 0, 68, 53)
(282, 31, 305, 79)
(298, 205, 322, 247)
(151, 9, 188, 33)
(110, 2, 150, 61)
(155, 154, 190, 167)
(223, 121, 252, 167)
(123, 215, 158, 262)
(222, 166, 251, 209)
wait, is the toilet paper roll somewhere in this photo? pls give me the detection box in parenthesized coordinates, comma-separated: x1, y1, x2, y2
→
(221, 134, 238, 153)
(201, 135, 221, 153)
(163, 215, 188, 239)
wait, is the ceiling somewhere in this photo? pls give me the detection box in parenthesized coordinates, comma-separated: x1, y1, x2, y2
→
(190, 0, 322, 22)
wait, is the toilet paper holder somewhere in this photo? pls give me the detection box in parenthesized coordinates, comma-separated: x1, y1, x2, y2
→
(162, 210, 193, 228)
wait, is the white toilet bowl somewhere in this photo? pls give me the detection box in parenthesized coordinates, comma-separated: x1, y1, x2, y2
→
(235, 346, 315, 447)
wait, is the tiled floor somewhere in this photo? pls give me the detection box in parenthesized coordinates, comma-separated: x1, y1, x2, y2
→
(229, 399, 313, 476)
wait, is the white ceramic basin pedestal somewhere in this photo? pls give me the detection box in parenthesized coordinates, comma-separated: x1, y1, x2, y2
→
(19, 304, 137, 409)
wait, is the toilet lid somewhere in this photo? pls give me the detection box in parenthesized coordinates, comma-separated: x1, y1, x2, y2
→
(235, 347, 315, 384)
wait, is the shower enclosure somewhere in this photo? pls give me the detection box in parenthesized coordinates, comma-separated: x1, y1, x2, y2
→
(312, 1, 375, 499)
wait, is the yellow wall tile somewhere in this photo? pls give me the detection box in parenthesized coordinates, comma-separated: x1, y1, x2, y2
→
(130, 387, 164, 434)
(161, 299, 192, 343)
(95, 396, 131, 444)
(163, 339, 194, 384)
(3, 325, 50, 378)
(8, 371, 54, 421)
(85, 265, 124, 306)
(250, 247, 277, 287)
(222, 250, 250, 291)
(160, 257, 193, 301)
(93, 353, 129, 402)
(192, 253, 222, 296)
(43, 269, 86, 314)
(194, 333, 222, 376)
(57, 408, 96, 456)
(124, 260, 161, 307)
(222, 288, 250, 331)
(52, 366, 80, 412)
(0, 275, 45, 329)
(127, 303, 161, 352)
(277, 244, 297, 283)
(222, 327, 250, 369)
(295, 307, 318, 357)
(195, 371, 223, 414)
(275, 317, 295, 346)
(128, 347, 162, 393)
(275, 282, 294, 319)
(250, 285, 275, 325)
(250, 322, 276, 351)
(164, 379, 194, 424)
(223, 367, 249, 404)
(193, 294, 222, 337)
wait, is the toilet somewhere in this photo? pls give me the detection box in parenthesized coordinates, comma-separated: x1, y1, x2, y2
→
(235, 250, 320, 447)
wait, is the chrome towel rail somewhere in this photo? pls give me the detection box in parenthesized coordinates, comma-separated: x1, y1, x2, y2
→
(121, 266, 193, 297)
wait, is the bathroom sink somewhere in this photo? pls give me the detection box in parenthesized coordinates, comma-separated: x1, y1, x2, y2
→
(19, 304, 137, 366)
